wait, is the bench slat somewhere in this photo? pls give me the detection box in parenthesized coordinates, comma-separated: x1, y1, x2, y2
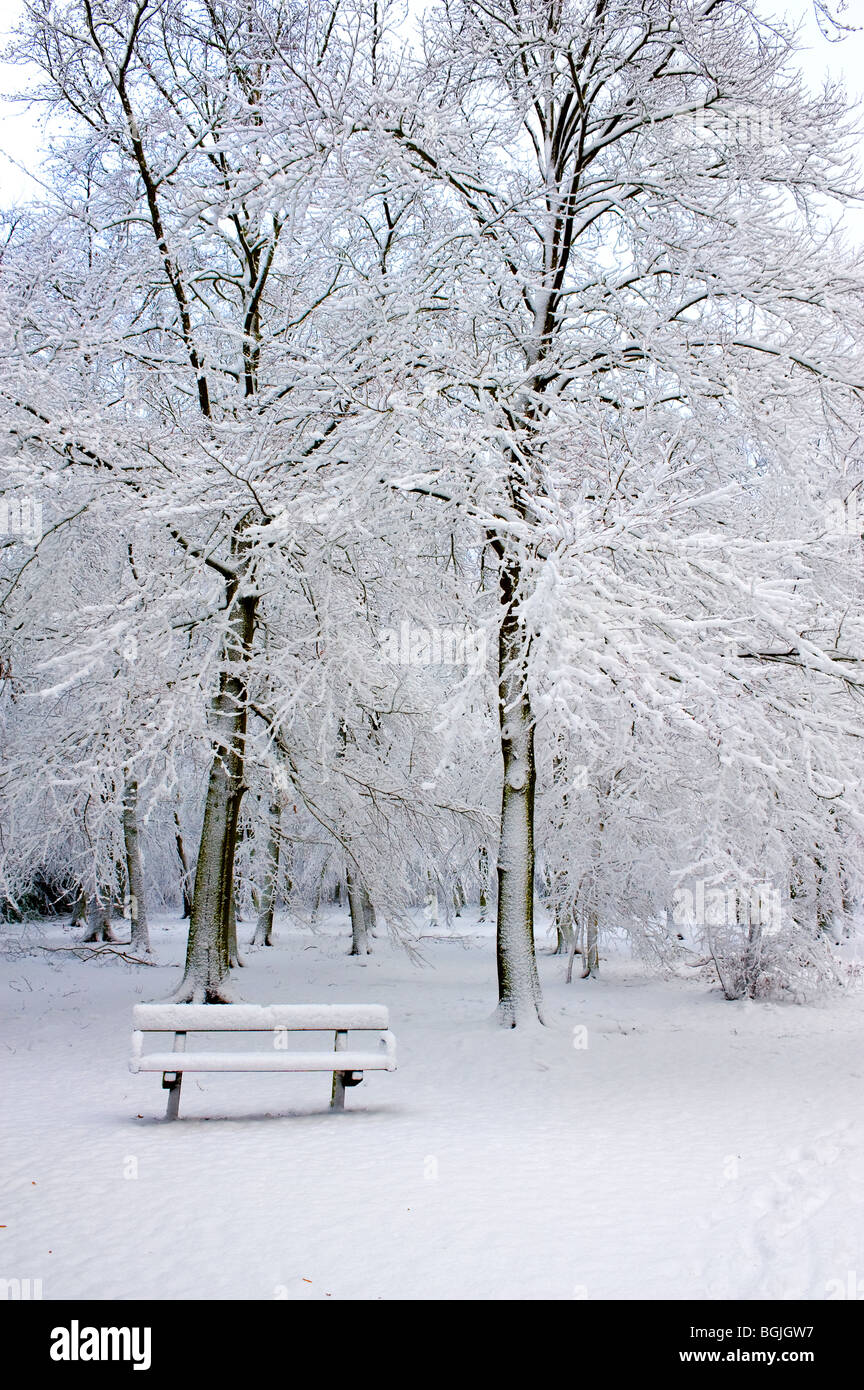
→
(132, 1004, 389, 1032)
(130, 1050, 396, 1074)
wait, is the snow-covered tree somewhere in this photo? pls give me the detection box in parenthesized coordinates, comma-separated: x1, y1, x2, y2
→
(363, 0, 864, 1020)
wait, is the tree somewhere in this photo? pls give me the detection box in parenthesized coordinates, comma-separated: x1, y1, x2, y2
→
(7, 0, 386, 997)
(368, 0, 864, 1021)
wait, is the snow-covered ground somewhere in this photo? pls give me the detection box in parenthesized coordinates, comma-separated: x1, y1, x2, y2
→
(2, 910, 864, 1301)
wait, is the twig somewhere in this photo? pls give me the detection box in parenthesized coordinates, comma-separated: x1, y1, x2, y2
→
(30, 943, 156, 966)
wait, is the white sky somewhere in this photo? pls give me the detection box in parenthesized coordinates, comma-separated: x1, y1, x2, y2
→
(0, 0, 862, 215)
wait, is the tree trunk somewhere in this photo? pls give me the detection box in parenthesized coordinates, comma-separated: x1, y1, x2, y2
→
(363, 885, 377, 937)
(70, 885, 87, 928)
(478, 846, 490, 920)
(743, 915, 763, 999)
(123, 779, 150, 955)
(176, 759, 237, 997)
(583, 910, 599, 978)
(549, 750, 573, 954)
(113, 857, 126, 921)
(175, 587, 257, 1002)
(173, 811, 193, 918)
(82, 884, 117, 942)
(347, 869, 371, 956)
(252, 802, 281, 946)
(227, 886, 244, 968)
(565, 916, 580, 984)
(554, 912, 574, 955)
(424, 885, 440, 929)
(495, 554, 542, 1025)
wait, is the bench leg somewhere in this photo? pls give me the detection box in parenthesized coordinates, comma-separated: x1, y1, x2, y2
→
(163, 1073, 183, 1120)
(163, 1030, 186, 1120)
(331, 1030, 348, 1110)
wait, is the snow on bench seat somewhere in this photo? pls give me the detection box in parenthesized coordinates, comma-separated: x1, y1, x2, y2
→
(132, 1003, 390, 1032)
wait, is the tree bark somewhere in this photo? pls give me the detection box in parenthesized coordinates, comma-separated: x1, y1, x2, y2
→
(252, 802, 281, 946)
(583, 910, 599, 978)
(742, 910, 763, 999)
(227, 887, 244, 968)
(365, 889, 377, 939)
(175, 586, 257, 1001)
(495, 553, 542, 1025)
(123, 779, 150, 955)
(346, 869, 372, 956)
(82, 884, 117, 942)
(554, 913, 574, 955)
(478, 846, 490, 920)
(173, 811, 193, 918)
(70, 885, 87, 928)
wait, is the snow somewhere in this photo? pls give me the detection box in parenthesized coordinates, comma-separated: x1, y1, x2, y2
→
(131, 1050, 395, 1074)
(3, 909, 864, 1301)
(132, 1003, 391, 1031)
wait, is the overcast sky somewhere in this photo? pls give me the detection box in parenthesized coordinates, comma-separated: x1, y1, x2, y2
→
(1, 1, 862, 218)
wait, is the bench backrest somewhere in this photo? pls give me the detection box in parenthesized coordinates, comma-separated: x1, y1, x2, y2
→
(132, 1004, 389, 1032)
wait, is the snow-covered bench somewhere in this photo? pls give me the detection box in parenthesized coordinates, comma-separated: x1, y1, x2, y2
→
(130, 1003, 397, 1119)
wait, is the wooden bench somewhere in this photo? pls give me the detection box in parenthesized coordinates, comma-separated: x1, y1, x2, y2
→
(129, 1004, 396, 1119)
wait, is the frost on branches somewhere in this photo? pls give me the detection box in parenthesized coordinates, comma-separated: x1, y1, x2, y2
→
(1, 1, 863, 1019)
